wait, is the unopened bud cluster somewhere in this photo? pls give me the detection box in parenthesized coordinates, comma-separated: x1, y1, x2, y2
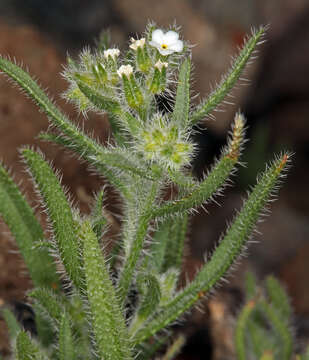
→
(139, 115, 194, 169)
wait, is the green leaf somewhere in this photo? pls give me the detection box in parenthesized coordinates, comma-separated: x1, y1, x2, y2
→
(132, 153, 290, 345)
(235, 300, 256, 360)
(172, 58, 191, 129)
(29, 288, 67, 326)
(0, 163, 59, 289)
(137, 274, 161, 319)
(32, 305, 55, 348)
(244, 271, 258, 300)
(148, 214, 187, 274)
(158, 269, 179, 306)
(16, 330, 47, 360)
(152, 113, 245, 219)
(59, 312, 75, 360)
(76, 79, 121, 114)
(90, 189, 107, 239)
(162, 213, 188, 272)
(260, 351, 274, 360)
(135, 335, 169, 360)
(2, 308, 21, 339)
(152, 156, 236, 218)
(0, 56, 130, 199)
(147, 218, 171, 273)
(76, 80, 126, 144)
(21, 148, 83, 289)
(265, 275, 292, 321)
(129, 274, 161, 336)
(247, 317, 273, 358)
(189, 27, 265, 125)
(259, 300, 293, 360)
(81, 220, 132, 360)
(117, 182, 158, 305)
(161, 334, 186, 360)
(39, 132, 156, 181)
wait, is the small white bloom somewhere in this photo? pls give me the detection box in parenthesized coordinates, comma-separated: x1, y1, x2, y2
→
(154, 60, 168, 72)
(149, 29, 183, 56)
(117, 64, 133, 78)
(129, 37, 146, 51)
(103, 48, 120, 60)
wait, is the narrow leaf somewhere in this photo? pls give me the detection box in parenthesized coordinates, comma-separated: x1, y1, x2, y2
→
(59, 312, 75, 360)
(152, 113, 245, 219)
(39, 132, 156, 181)
(0, 56, 130, 199)
(148, 218, 171, 273)
(90, 189, 107, 238)
(190, 27, 265, 125)
(76, 80, 121, 114)
(162, 213, 188, 272)
(129, 274, 161, 336)
(235, 300, 256, 360)
(137, 274, 161, 319)
(2, 308, 21, 339)
(32, 306, 54, 348)
(29, 288, 66, 325)
(16, 330, 47, 360)
(81, 220, 132, 360)
(117, 182, 158, 305)
(161, 334, 186, 360)
(132, 153, 290, 344)
(148, 214, 187, 274)
(76, 80, 126, 143)
(21, 149, 83, 289)
(260, 300, 293, 360)
(247, 316, 274, 358)
(265, 275, 292, 321)
(172, 58, 191, 129)
(0, 163, 59, 289)
(244, 271, 258, 300)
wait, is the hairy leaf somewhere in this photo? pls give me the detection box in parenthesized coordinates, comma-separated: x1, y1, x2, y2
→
(189, 27, 265, 125)
(132, 153, 290, 344)
(81, 220, 132, 360)
(0, 163, 59, 289)
(22, 148, 83, 289)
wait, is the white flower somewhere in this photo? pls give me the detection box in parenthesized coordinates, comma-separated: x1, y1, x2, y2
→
(104, 48, 120, 60)
(149, 29, 183, 56)
(129, 37, 146, 51)
(117, 64, 133, 78)
(154, 60, 168, 72)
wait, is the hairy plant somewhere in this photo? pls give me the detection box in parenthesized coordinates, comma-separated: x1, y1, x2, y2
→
(0, 23, 291, 359)
(235, 273, 309, 360)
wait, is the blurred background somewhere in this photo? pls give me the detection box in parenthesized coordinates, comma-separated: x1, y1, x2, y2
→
(0, 1, 309, 358)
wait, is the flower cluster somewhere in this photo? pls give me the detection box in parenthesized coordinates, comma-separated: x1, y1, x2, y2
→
(139, 115, 194, 170)
(63, 26, 188, 169)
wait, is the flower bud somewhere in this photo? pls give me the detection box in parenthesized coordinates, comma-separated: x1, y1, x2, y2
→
(103, 48, 120, 61)
(117, 65, 133, 78)
(130, 38, 151, 73)
(118, 65, 144, 110)
(149, 60, 168, 94)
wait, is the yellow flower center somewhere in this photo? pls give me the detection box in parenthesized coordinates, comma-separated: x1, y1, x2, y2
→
(161, 44, 168, 49)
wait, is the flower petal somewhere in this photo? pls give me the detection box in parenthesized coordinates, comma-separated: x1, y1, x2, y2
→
(164, 31, 179, 45)
(169, 40, 184, 53)
(157, 48, 174, 56)
(151, 29, 164, 44)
